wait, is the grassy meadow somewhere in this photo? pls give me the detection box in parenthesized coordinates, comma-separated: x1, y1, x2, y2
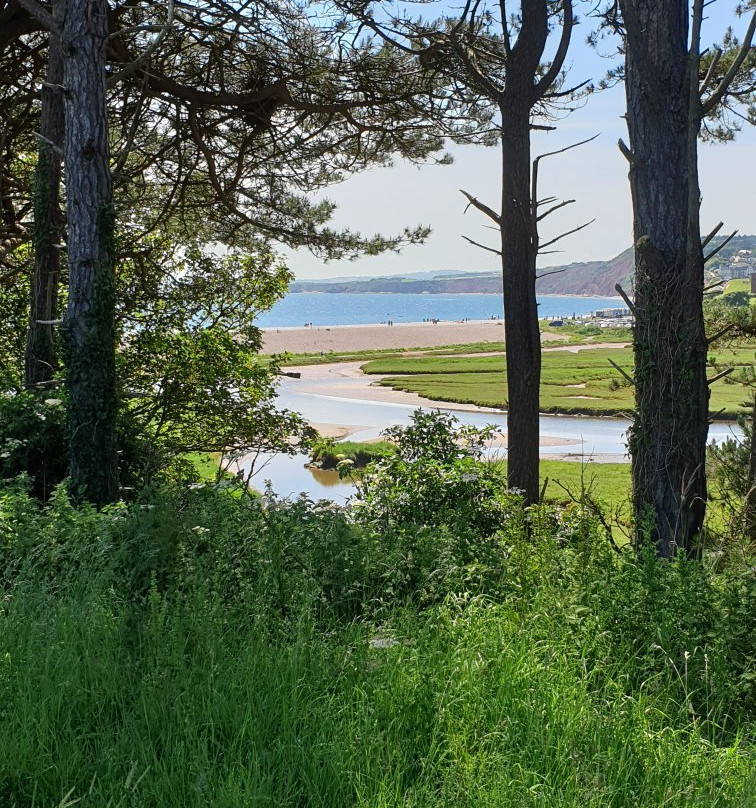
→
(0, 481, 754, 807)
(361, 346, 755, 417)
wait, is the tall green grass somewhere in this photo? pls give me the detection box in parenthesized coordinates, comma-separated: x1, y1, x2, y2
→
(0, 481, 753, 806)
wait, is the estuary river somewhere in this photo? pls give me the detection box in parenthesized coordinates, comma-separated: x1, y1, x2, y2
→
(238, 371, 741, 502)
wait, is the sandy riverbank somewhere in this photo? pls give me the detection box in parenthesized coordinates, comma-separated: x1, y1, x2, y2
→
(283, 362, 627, 460)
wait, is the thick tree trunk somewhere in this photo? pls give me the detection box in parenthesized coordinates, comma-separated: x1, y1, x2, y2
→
(61, 0, 118, 504)
(745, 396, 756, 546)
(25, 1, 64, 388)
(500, 105, 540, 505)
(622, 0, 709, 557)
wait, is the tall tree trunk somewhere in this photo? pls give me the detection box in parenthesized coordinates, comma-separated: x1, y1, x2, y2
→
(25, 0, 64, 388)
(500, 104, 540, 504)
(622, 0, 709, 557)
(745, 395, 756, 546)
(61, 0, 118, 504)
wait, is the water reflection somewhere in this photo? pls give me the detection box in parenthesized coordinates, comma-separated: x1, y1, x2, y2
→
(308, 466, 347, 487)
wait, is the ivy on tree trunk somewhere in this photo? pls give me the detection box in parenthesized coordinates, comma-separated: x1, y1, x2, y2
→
(61, 0, 118, 505)
(621, 0, 709, 557)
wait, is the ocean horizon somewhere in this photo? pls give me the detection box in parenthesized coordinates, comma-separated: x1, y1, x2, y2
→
(256, 292, 623, 328)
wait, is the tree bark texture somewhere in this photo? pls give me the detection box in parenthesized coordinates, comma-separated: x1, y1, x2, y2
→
(500, 106, 540, 504)
(745, 396, 756, 546)
(61, 0, 118, 504)
(25, 0, 64, 388)
(621, 0, 709, 557)
(498, 1, 550, 505)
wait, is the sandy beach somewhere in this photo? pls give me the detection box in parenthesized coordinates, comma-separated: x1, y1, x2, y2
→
(262, 320, 515, 354)
(261, 321, 631, 355)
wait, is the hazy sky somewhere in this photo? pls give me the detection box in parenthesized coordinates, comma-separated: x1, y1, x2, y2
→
(288, 2, 755, 280)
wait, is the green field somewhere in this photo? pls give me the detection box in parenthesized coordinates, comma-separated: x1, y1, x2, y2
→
(362, 346, 754, 418)
(281, 341, 508, 366)
(723, 278, 753, 295)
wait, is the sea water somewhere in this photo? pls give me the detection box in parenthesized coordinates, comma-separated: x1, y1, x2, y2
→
(255, 292, 623, 328)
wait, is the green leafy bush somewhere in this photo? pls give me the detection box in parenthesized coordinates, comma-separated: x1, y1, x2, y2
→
(353, 410, 513, 537)
(0, 391, 67, 500)
(0, 477, 754, 804)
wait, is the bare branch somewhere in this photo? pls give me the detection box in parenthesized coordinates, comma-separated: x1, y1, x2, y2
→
(536, 266, 568, 279)
(701, 221, 723, 249)
(608, 358, 635, 386)
(707, 324, 736, 346)
(460, 189, 500, 225)
(531, 135, 597, 246)
(614, 283, 637, 315)
(539, 218, 595, 250)
(708, 408, 727, 423)
(617, 138, 633, 163)
(542, 79, 592, 100)
(41, 81, 67, 93)
(704, 229, 738, 263)
(701, 10, 756, 115)
(33, 132, 64, 156)
(461, 235, 501, 256)
(537, 199, 575, 222)
(699, 48, 722, 96)
(707, 367, 734, 385)
(533, 133, 600, 165)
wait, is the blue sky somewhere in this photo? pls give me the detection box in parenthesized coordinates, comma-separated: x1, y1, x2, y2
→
(288, 1, 755, 279)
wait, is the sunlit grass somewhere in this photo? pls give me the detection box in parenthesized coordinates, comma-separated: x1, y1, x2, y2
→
(362, 346, 754, 418)
(0, 479, 753, 806)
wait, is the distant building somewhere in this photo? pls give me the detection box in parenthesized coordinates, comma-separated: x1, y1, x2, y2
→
(595, 307, 632, 318)
(751, 273, 756, 295)
(720, 264, 754, 281)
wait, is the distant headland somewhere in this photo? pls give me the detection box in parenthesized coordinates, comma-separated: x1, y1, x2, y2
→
(291, 235, 756, 298)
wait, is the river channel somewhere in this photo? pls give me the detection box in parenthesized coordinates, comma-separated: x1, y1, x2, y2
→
(237, 367, 742, 503)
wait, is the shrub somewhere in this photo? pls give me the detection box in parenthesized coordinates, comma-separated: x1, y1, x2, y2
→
(0, 390, 68, 501)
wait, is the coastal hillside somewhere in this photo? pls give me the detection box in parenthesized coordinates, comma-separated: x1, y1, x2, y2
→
(535, 247, 633, 296)
(291, 236, 756, 297)
(289, 248, 635, 297)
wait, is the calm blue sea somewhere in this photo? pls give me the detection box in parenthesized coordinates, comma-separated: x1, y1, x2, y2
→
(256, 292, 622, 328)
